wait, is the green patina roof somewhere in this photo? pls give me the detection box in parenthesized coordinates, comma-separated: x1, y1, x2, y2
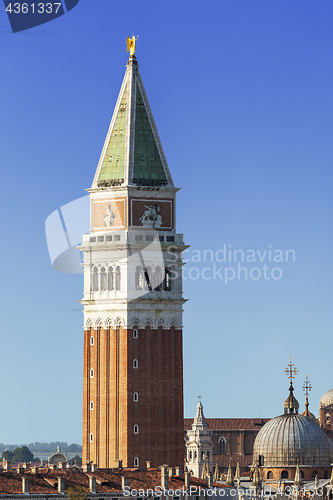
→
(97, 85, 127, 183)
(97, 82, 167, 185)
(133, 84, 167, 182)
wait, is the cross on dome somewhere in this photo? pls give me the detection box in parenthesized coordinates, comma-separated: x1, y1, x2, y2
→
(283, 356, 299, 414)
(302, 375, 312, 398)
(284, 355, 298, 380)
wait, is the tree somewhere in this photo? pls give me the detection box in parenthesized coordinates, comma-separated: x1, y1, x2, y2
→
(12, 446, 33, 463)
(67, 486, 87, 500)
(1, 450, 14, 461)
(2, 446, 33, 463)
(72, 455, 82, 466)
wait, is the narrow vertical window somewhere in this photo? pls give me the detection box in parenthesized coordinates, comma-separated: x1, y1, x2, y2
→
(133, 392, 139, 402)
(115, 266, 121, 291)
(90, 401, 94, 410)
(100, 266, 107, 291)
(133, 328, 139, 339)
(135, 266, 143, 290)
(134, 425, 139, 434)
(164, 266, 172, 291)
(134, 457, 139, 467)
(108, 266, 114, 291)
(90, 336, 94, 346)
(92, 267, 99, 291)
(90, 433, 93, 443)
(90, 369, 94, 378)
(133, 359, 138, 369)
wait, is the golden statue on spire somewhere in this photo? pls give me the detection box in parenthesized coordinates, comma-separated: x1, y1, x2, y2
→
(127, 35, 138, 56)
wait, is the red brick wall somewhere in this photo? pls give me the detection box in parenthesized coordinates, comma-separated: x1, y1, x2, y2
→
(82, 326, 184, 468)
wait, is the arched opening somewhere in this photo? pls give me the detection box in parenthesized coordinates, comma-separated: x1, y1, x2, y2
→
(134, 425, 139, 434)
(100, 267, 107, 291)
(201, 451, 204, 460)
(90, 401, 94, 410)
(301, 471, 304, 479)
(135, 266, 143, 290)
(188, 451, 192, 461)
(90, 336, 94, 346)
(281, 470, 288, 479)
(92, 267, 99, 291)
(324, 471, 329, 480)
(164, 266, 172, 291)
(133, 392, 138, 402)
(218, 437, 226, 454)
(115, 266, 121, 290)
(133, 359, 138, 369)
(326, 413, 331, 424)
(258, 455, 264, 466)
(312, 471, 318, 479)
(134, 457, 139, 467)
(108, 266, 114, 291)
(267, 471, 273, 479)
(89, 433, 93, 443)
(133, 328, 139, 339)
(90, 369, 94, 378)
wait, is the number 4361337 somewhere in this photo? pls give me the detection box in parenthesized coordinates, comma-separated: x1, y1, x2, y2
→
(6, 3, 62, 13)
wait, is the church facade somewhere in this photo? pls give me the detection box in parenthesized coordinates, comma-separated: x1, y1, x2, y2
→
(80, 52, 186, 469)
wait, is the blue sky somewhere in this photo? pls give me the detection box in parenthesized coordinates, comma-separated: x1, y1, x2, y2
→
(0, 0, 333, 444)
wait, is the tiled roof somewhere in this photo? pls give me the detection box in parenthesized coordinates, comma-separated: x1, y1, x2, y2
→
(184, 418, 270, 431)
(0, 467, 225, 495)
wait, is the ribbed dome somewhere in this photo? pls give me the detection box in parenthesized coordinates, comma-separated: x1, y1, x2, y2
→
(320, 389, 333, 408)
(253, 413, 333, 467)
(301, 409, 317, 421)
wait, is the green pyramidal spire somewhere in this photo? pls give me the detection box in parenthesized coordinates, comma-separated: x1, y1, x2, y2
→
(92, 55, 173, 188)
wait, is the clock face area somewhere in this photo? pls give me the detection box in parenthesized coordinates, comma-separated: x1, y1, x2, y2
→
(91, 198, 126, 231)
(130, 198, 174, 230)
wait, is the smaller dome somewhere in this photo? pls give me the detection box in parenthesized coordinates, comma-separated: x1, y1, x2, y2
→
(49, 452, 67, 465)
(284, 383, 299, 414)
(301, 409, 317, 421)
(320, 389, 333, 408)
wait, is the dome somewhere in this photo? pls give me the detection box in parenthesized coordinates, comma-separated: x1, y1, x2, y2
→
(49, 452, 67, 465)
(301, 409, 317, 421)
(320, 389, 333, 408)
(253, 413, 333, 467)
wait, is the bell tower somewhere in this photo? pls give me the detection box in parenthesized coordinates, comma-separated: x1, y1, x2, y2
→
(80, 47, 186, 469)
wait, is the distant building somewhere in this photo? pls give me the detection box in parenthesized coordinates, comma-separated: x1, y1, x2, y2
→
(184, 415, 269, 473)
(185, 399, 213, 478)
(319, 388, 333, 440)
(49, 447, 67, 466)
